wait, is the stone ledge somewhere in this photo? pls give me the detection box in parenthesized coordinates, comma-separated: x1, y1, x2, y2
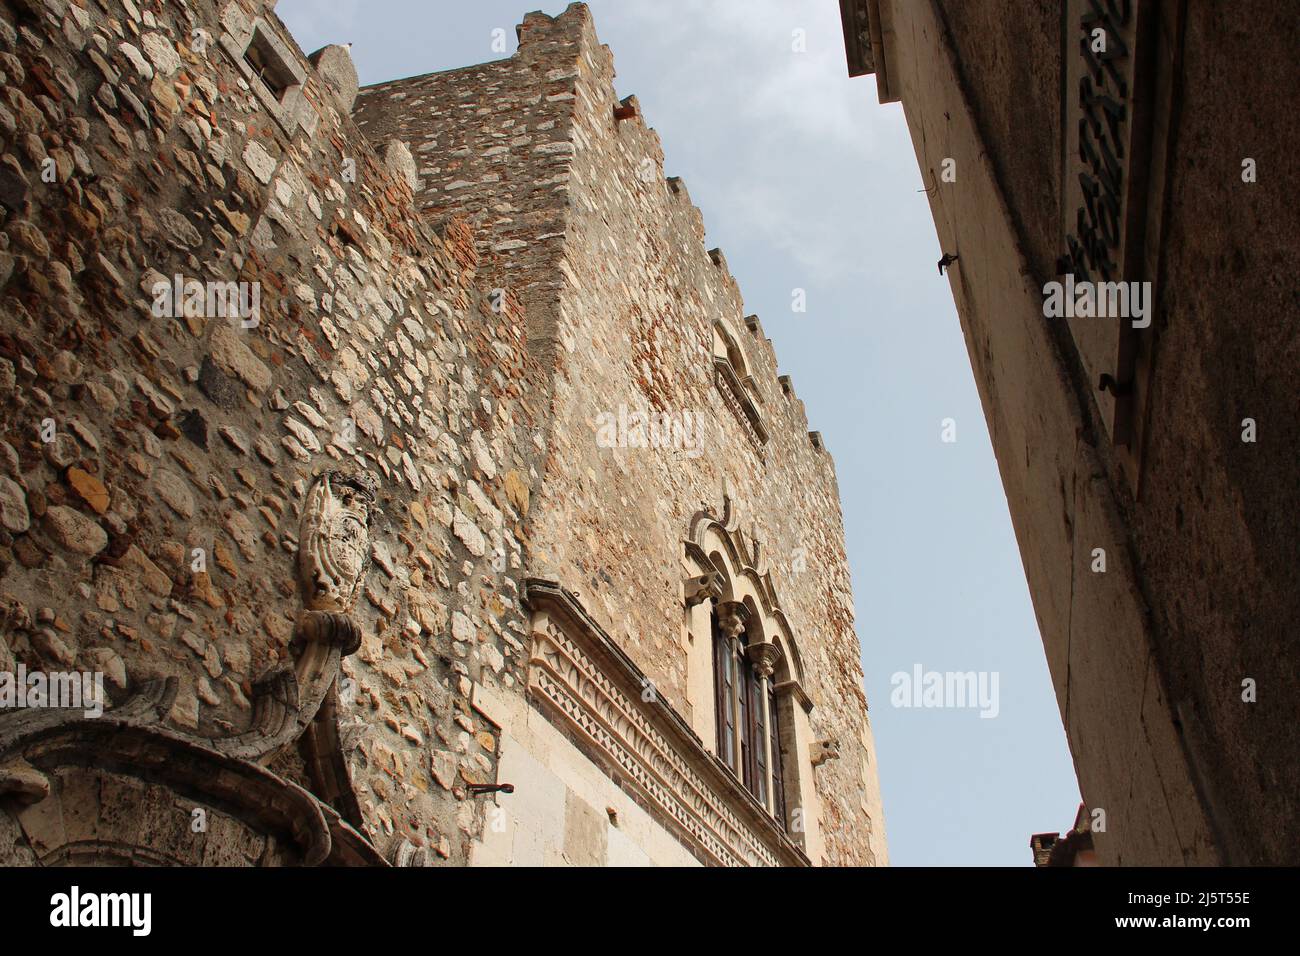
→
(522, 578, 809, 867)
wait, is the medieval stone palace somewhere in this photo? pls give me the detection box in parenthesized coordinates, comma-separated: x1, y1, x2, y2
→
(0, 1, 886, 866)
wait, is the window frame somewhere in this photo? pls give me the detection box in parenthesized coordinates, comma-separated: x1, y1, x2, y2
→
(217, 7, 316, 136)
(712, 602, 785, 820)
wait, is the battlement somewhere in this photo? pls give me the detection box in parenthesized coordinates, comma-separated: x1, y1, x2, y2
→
(0, 0, 882, 870)
(350, 5, 875, 866)
(354, 3, 837, 476)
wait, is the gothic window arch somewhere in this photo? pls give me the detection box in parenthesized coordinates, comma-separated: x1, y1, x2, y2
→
(712, 320, 768, 452)
(713, 319, 751, 383)
(712, 600, 782, 815)
(683, 487, 814, 841)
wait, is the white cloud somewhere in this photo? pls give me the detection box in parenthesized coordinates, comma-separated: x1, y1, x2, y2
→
(281, 0, 362, 34)
(610, 0, 878, 154)
(596, 0, 912, 283)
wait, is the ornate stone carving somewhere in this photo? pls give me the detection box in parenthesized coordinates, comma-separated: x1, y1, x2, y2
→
(524, 580, 808, 868)
(718, 602, 748, 640)
(0, 467, 388, 867)
(297, 469, 377, 617)
(684, 487, 809, 694)
(683, 572, 722, 607)
(185, 467, 376, 761)
(746, 642, 782, 680)
(810, 738, 841, 767)
(0, 694, 386, 866)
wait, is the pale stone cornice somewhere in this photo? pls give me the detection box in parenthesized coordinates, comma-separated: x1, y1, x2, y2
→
(522, 579, 810, 867)
(775, 678, 814, 715)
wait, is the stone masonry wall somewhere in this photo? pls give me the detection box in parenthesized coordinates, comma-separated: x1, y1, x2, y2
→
(0, 0, 546, 866)
(0, 0, 886, 867)
(356, 4, 886, 866)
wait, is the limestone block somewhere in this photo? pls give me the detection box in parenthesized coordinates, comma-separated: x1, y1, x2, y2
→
(308, 44, 359, 112)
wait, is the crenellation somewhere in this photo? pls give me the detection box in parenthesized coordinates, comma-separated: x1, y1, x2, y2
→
(0, 0, 883, 869)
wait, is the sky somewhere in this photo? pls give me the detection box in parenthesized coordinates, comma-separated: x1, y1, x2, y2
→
(278, 0, 1082, 866)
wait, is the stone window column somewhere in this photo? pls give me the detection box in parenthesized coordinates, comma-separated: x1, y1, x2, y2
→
(717, 603, 748, 780)
(747, 642, 782, 815)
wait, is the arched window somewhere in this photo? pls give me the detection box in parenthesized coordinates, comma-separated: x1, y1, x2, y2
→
(711, 320, 768, 453)
(712, 319, 750, 381)
(713, 602, 785, 825)
(684, 487, 816, 848)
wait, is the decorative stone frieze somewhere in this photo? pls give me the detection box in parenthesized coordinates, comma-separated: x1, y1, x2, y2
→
(524, 579, 809, 868)
(714, 357, 769, 454)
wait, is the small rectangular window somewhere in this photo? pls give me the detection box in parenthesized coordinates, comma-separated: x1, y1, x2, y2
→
(244, 25, 296, 102)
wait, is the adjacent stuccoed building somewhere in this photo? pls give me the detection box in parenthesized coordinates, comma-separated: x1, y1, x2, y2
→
(0, 0, 885, 868)
(840, 0, 1298, 865)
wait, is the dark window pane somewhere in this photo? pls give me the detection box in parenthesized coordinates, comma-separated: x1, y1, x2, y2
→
(737, 648, 749, 786)
(769, 682, 786, 828)
(713, 613, 734, 766)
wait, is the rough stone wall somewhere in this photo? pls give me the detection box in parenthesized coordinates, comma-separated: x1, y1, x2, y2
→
(353, 12, 580, 361)
(0, 0, 885, 868)
(357, 4, 886, 867)
(0, 0, 546, 865)
(872, 0, 1297, 863)
(534, 9, 885, 868)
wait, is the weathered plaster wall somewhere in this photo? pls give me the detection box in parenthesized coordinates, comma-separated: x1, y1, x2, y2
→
(871, 0, 1297, 863)
(1121, 1, 1300, 867)
(930, 1, 1061, 286)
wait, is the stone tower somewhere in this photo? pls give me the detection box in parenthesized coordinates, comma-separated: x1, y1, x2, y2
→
(0, 0, 884, 867)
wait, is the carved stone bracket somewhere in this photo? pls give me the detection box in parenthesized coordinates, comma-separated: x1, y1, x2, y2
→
(746, 642, 783, 680)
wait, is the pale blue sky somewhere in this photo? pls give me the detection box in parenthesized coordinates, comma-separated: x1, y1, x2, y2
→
(278, 0, 1081, 866)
